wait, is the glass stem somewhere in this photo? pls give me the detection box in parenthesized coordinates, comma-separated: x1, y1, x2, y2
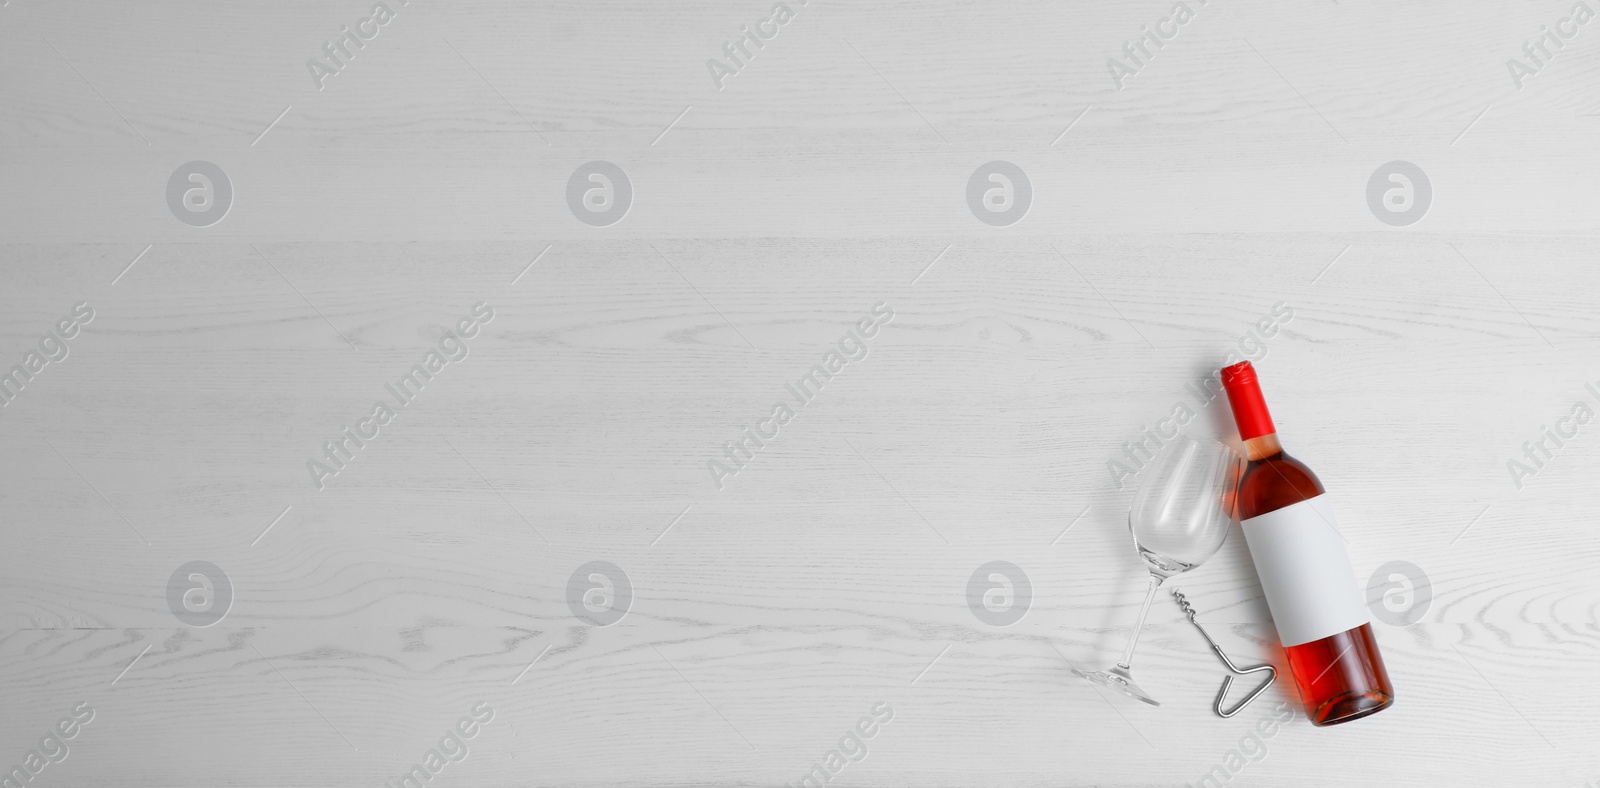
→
(1116, 573, 1165, 671)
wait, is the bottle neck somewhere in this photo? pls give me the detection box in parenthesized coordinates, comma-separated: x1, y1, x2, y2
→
(1243, 433, 1283, 462)
(1220, 360, 1280, 455)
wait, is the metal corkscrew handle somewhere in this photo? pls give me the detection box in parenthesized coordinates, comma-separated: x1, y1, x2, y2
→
(1171, 588, 1278, 718)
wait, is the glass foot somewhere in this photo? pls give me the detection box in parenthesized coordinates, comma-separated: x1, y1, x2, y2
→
(1072, 665, 1161, 707)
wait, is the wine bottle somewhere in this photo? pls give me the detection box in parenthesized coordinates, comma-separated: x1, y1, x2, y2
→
(1220, 360, 1394, 726)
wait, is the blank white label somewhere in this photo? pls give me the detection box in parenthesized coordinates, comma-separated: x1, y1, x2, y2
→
(1240, 495, 1370, 647)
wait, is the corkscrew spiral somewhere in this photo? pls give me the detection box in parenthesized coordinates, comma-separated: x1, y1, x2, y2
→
(1171, 588, 1199, 624)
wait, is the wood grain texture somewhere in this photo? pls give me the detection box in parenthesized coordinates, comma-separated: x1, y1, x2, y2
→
(3, 1, 1599, 786)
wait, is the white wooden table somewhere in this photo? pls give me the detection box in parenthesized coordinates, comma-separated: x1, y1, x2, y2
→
(3, 1, 1598, 786)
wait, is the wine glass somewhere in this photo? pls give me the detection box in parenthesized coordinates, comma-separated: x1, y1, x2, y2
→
(1073, 435, 1242, 706)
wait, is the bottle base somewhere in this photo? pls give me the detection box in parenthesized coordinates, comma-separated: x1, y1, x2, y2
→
(1308, 689, 1393, 726)
(1284, 623, 1395, 727)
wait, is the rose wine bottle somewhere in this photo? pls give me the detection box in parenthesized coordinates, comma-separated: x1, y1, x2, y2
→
(1221, 360, 1394, 726)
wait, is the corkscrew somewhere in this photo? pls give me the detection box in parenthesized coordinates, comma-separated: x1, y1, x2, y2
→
(1171, 588, 1277, 718)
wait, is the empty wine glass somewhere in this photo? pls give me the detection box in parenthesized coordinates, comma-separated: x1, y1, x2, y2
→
(1073, 435, 1242, 706)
